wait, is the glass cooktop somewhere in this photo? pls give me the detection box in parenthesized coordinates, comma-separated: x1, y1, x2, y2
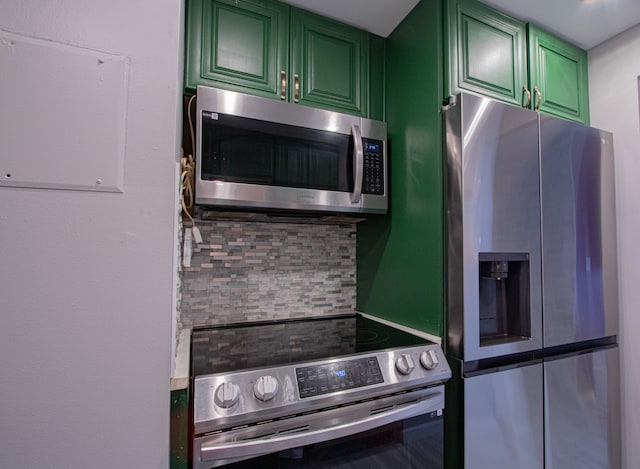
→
(190, 314, 432, 377)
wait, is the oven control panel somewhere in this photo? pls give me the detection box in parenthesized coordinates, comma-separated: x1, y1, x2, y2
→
(296, 356, 384, 398)
(193, 344, 451, 436)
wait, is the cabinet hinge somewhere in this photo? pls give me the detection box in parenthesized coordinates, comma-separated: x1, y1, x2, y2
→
(442, 95, 457, 111)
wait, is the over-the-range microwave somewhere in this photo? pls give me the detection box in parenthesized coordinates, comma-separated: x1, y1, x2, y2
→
(195, 86, 388, 214)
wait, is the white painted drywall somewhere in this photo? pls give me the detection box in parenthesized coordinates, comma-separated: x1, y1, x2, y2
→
(1, 31, 128, 193)
(0, 0, 182, 467)
(589, 24, 640, 469)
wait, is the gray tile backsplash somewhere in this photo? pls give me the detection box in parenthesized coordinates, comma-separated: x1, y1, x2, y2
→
(179, 220, 357, 327)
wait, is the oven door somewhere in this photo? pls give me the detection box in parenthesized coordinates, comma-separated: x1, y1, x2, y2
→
(193, 385, 444, 469)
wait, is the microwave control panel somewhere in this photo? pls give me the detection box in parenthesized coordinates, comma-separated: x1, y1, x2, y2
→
(362, 138, 385, 195)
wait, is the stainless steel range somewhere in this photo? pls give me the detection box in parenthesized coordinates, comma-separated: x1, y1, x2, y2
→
(190, 314, 451, 468)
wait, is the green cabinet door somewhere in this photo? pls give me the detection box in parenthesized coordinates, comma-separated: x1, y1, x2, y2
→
(185, 0, 289, 99)
(290, 9, 369, 116)
(528, 24, 590, 124)
(446, 0, 528, 106)
(185, 0, 377, 117)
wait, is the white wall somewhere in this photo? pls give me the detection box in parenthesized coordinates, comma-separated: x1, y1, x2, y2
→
(0, 1, 182, 468)
(589, 24, 640, 469)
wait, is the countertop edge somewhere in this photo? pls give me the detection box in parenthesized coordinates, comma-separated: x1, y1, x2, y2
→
(358, 312, 442, 344)
(170, 327, 191, 391)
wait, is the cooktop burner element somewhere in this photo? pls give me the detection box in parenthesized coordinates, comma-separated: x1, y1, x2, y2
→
(356, 327, 381, 344)
(190, 313, 451, 469)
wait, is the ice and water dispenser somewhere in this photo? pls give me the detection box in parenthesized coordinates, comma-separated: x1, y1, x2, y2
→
(478, 253, 531, 347)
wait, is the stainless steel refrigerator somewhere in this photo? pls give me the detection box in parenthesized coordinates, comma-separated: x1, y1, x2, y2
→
(443, 92, 621, 469)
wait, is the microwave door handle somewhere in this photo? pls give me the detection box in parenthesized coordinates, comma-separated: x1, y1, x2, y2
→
(351, 124, 364, 204)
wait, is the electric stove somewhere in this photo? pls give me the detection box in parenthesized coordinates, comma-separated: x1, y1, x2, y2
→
(190, 313, 451, 468)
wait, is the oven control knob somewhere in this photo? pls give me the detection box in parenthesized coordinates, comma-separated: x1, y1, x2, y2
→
(395, 354, 415, 375)
(254, 375, 279, 402)
(420, 350, 439, 370)
(214, 381, 240, 409)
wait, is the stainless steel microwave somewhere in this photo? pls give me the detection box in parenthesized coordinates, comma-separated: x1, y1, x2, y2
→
(195, 86, 387, 214)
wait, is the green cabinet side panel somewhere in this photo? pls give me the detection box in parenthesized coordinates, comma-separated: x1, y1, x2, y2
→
(185, 0, 289, 97)
(291, 8, 369, 116)
(528, 24, 590, 124)
(369, 34, 386, 121)
(357, 0, 444, 336)
(170, 388, 189, 469)
(445, 0, 527, 106)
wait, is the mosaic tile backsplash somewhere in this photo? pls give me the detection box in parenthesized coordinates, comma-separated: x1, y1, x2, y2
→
(179, 220, 357, 327)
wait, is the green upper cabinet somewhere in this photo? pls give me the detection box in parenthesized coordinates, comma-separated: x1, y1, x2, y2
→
(445, 0, 590, 124)
(446, 0, 528, 107)
(185, 0, 376, 118)
(185, 0, 289, 100)
(290, 9, 369, 116)
(528, 24, 589, 124)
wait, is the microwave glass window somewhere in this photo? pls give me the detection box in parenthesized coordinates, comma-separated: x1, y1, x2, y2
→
(201, 113, 353, 192)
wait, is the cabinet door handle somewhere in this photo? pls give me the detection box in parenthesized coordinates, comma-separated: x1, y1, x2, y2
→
(280, 70, 286, 100)
(293, 74, 300, 103)
(533, 86, 542, 111)
(522, 85, 531, 108)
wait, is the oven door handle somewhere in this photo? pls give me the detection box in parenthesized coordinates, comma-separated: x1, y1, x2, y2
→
(199, 393, 441, 462)
(350, 124, 363, 204)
